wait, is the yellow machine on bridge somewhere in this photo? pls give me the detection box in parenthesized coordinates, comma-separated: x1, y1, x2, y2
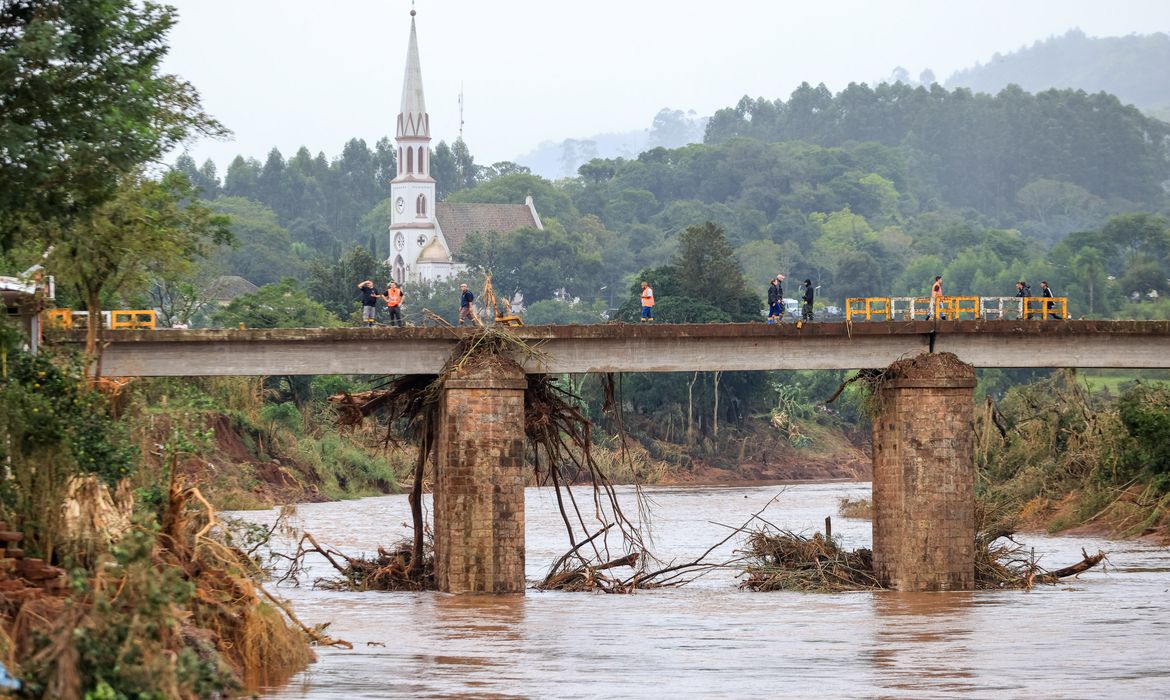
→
(845, 296, 1068, 321)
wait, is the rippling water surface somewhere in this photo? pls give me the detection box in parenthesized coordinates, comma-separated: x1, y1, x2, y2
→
(240, 483, 1170, 698)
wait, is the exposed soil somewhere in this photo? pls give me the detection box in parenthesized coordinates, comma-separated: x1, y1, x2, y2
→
(662, 452, 869, 484)
(1014, 487, 1170, 545)
(141, 413, 327, 509)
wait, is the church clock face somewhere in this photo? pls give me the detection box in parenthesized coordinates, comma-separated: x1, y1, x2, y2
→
(394, 232, 405, 251)
(395, 197, 405, 214)
(417, 234, 428, 247)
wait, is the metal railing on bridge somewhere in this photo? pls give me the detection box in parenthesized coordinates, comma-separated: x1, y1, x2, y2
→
(846, 296, 1068, 321)
(44, 309, 157, 330)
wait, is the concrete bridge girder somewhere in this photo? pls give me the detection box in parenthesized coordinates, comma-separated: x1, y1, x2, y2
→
(61, 320, 1170, 376)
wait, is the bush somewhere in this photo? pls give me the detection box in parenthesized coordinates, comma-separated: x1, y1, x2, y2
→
(1118, 383, 1170, 479)
(260, 401, 302, 435)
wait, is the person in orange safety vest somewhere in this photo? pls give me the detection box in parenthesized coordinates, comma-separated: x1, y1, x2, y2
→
(384, 281, 405, 327)
(640, 281, 655, 322)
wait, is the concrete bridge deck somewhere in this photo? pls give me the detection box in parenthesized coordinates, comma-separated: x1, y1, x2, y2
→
(60, 320, 1170, 376)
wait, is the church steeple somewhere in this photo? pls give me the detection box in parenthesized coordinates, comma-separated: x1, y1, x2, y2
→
(388, 8, 439, 285)
(397, 10, 429, 140)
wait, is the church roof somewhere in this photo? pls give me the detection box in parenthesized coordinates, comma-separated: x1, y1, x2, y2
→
(397, 13, 429, 139)
(435, 202, 540, 256)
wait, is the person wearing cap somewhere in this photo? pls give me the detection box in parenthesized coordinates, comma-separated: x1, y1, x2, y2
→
(640, 281, 655, 322)
(767, 275, 785, 323)
(801, 279, 815, 323)
(357, 279, 380, 327)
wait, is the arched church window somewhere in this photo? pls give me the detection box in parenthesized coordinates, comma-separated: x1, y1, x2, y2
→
(406, 147, 414, 174)
(393, 255, 405, 284)
(417, 146, 425, 174)
(416, 194, 427, 215)
(398, 147, 402, 172)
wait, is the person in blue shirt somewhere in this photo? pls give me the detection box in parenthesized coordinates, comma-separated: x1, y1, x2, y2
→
(458, 283, 476, 326)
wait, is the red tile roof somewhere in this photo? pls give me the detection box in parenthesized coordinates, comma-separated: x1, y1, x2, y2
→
(435, 202, 539, 256)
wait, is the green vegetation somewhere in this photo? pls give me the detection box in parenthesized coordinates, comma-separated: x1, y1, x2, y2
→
(977, 371, 1170, 535)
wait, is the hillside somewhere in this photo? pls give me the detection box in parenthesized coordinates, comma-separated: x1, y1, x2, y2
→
(946, 29, 1170, 115)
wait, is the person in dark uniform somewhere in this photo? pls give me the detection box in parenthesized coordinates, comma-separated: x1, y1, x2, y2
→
(1016, 280, 1032, 319)
(767, 275, 784, 323)
(801, 279, 815, 323)
(1040, 280, 1061, 319)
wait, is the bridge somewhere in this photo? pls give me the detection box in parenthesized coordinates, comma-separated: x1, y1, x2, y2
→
(63, 319, 1170, 376)
(57, 321, 1170, 596)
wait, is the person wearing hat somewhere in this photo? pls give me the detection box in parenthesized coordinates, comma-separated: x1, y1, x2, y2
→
(357, 279, 380, 327)
(767, 275, 785, 323)
(800, 279, 815, 323)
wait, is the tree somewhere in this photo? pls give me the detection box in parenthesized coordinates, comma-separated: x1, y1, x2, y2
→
(670, 222, 760, 320)
(210, 197, 305, 286)
(0, 0, 224, 249)
(458, 222, 601, 303)
(50, 171, 231, 356)
(306, 246, 391, 319)
(212, 279, 340, 329)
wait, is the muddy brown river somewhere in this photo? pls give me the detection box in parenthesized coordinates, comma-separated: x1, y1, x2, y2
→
(240, 483, 1170, 698)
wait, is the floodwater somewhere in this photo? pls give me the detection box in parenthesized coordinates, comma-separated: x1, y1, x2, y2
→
(242, 483, 1170, 698)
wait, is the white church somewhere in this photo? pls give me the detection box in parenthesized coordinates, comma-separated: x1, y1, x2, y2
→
(387, 10, 543, 284)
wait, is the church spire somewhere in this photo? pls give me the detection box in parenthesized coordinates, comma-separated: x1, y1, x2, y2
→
(397, 9, 429, 139)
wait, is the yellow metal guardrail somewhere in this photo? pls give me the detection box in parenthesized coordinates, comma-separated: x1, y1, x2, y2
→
(43, 309, 157, 330)
(846, 296, 1068, 321)
(110, 310, 156, 330)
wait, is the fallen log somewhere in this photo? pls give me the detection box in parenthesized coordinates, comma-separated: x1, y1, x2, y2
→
(1032, 548, 1107, 585)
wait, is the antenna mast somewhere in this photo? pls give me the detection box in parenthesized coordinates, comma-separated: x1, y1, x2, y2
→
(458, 83, 465, 140)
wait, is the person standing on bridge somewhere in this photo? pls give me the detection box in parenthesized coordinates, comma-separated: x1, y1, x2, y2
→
(929, 275, 945, 320)
(458, 283, 476, 326)
(385, 281, 405, 327)
(1040, 281, 1061, 320)
(767, 275, 784, 324)
(640, 281, 655, 322)
(1016, 280, 1032, 320)
(358, 280, 380, 327)
(800, 279, 814, 323)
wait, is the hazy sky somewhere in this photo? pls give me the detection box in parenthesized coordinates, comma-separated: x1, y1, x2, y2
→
(163, 0, 1170, 170)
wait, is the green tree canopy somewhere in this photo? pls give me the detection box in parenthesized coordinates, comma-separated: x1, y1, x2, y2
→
(50, 170, 231, 354)
(0, 0, 224, 249)
(212, 278, 340, 329)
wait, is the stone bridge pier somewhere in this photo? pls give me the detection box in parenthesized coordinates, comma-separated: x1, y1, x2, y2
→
(871, 352, 977, 591)
(433, 360, 528, 594)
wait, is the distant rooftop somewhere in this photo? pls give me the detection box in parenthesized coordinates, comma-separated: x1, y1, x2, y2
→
(436, 202, 540, 256)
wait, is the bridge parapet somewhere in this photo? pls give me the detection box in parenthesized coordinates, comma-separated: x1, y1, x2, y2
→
(50, 319, 1170, 375)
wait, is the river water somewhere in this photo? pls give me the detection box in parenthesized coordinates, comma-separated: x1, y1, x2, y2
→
(243, 482, 1170, 698)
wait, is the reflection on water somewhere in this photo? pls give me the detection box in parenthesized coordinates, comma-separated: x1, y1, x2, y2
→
(242, 483, 1170, 699)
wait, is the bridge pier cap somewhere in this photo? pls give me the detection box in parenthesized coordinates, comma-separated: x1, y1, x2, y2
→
(872, 352, 977, 592)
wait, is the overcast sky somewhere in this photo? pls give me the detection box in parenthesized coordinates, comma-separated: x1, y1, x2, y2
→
(163, 0, 1170, 171)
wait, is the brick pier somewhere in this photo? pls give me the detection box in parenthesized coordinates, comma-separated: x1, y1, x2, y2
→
(433, 360, 528, 594)
(872, 353, 977, 591)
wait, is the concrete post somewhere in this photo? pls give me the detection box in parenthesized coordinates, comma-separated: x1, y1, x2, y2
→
(433, 360, 527, 594)
(872, 353, 977, 591)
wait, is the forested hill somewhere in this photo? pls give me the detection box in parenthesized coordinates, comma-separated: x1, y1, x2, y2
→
(946, 29, 1170, 117)
(703, 83, 1170, 218)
